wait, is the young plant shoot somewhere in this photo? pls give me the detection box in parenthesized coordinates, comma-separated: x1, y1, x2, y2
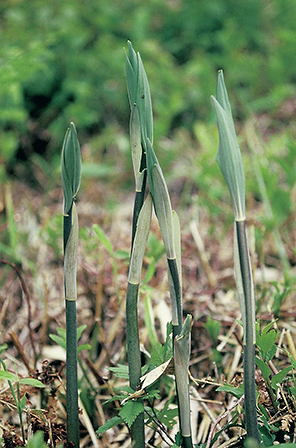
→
(125, 42, 192, 447)
(211, 71, 260, 443)
(174, 314, 193, 448)
(125, 41, 152, 447)
(126, 194, 152, 447)
(61, 122, 82, 448)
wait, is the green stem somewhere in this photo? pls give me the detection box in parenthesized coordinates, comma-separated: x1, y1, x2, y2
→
(168, 259, 193, 448)
(126, 281, 145, 447)
(182, 435, 194, 448)
(236, 220, 260, 443)
(167, 258, 182, 338)
(64, 207, 80, 447)
(66, 299, 80, 447)
(131, 170, 147, 248)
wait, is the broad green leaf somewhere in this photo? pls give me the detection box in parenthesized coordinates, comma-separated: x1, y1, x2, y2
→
(216, 383, 244, 399)
(262, 320, 278, 335)
(257, 329, 278, 362)
(114, 249, 130, 259)
(26, 431, 49, 448)
(0, 370, 18, 382)
(20, 394, 26, 412)
(56, 327, 66, 338)
(77, 343, 91, 353)
(19, 378, 46, 388)
(119, 400, 144, 427)
(61, 122, 81, 215)
(271, 366, 291, 390)
(255, 357, 271, 381)
(108, 364, 129, 379)
(49, 334, 66, 350)
(0, 343, 8, 355)
(150, 342, 166, 366)
(203, 316, 221, 341)
(128, 194, 152, 284)
(156, 405, 178, 430)
(97, 416, 123, 435)
(92, 224, 113, 254)
(77, 324, 87, 341)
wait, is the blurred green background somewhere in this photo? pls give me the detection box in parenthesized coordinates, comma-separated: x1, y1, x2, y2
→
(1, 0, 296, 188)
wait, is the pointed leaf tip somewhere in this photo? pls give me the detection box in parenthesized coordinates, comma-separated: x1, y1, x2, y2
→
(211, 74, 245, 221)
(61, 122, 82, 215)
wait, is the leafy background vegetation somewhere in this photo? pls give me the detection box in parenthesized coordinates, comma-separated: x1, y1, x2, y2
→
(1, 0, 296, 446)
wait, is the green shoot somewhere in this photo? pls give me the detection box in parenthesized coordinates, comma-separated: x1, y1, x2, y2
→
(211, 70, 260, 443)
(174, 315, 193, 448)
(61, 122, 82, 447)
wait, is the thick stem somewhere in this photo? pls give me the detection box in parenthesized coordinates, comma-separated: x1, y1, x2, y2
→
(126, 282, 145, 447)
(66, 299, 79, 447)
(131, 170, 147, 248)
(167, 258, 182, 338)
(236, 220, 260, 443)
(168, 259, 193, 448)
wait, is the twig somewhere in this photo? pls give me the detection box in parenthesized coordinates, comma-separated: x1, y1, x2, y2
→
(205, 395, 244, 448)
(144, 408, 175, 445)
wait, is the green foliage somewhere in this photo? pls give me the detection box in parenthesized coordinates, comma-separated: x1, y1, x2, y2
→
(2, 0, 296, 183)
(255, 320, 279, 363)
(119, 400, 144, 427)
(203, 316, 221, 342)
(216, 383, 244, 399)
(26, 431, 58, 448)
(49, 325, 91, 354)
(96, 416, 124, 436)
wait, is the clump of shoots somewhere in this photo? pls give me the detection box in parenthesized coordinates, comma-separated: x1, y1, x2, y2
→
(125, 41, 192, 448)
(61, 122, 82, 447)
(211, 70, 260, 444)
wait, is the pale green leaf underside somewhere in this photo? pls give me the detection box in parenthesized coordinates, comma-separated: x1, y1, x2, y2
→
(211, 96, 245, 221)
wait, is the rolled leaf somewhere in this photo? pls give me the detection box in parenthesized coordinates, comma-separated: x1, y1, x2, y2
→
(64, 203, 79, 301)
(211, 71, 245, 221)
(150, 162, 175, 259)
(61, 123, 82, 216)
(174, 314, 193, 437)
(124, 41, 153, 151)
(168, 211, 182, 325)
(128, 194, 152, 284)
(130, 103, 145, 192)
